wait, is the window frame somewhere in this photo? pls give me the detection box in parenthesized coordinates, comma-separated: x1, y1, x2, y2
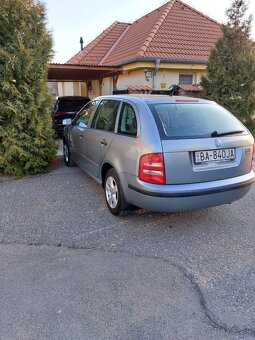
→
(73, 100, 99, 128)
(117, 101, 138, 137)
(148, 102, 247, 140)
(90, 99, 121, 132)
(179, 73, 193, 85)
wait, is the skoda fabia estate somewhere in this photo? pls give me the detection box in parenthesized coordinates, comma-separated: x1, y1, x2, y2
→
(63, 95, 255, 216)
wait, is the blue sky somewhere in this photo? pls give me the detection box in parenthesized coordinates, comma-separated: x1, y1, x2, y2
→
(44, 0, 255, 63)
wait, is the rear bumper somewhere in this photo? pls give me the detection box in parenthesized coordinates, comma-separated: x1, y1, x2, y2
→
(121, 171, 255, 212)
(54, 124, 65, 135)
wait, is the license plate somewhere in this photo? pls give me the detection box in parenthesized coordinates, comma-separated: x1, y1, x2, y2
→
(195, 148, 235, 164)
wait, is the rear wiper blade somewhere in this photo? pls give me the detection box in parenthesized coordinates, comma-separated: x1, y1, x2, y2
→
(211, 130, 244, 137)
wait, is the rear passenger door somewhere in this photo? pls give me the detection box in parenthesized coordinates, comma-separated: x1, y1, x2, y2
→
(83, 99, 120, 177)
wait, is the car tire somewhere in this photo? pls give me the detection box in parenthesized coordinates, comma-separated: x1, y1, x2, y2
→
(63, 140, 75, 167)
(104, 168, 130, 216)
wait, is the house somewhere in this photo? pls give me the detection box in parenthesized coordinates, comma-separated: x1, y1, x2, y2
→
(47, 0, 222, 98)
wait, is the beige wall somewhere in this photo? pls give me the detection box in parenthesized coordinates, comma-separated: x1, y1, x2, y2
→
(155, 70, 178, 89)
(88, 80, 100, 99)
(116, 69, 206, 91)
(56, 81, 89, 97)
(117, 70, 148, 89)
(80, 82, 87, 96)
(56, 80, 110, 98)
(196, 72, 205, 84)
(155, 70, 203, 88)
(73, 82, 80, 96)
(58, 82, 74, 96)
(102, 78, 112, 95)
(54, 64, 207, 97)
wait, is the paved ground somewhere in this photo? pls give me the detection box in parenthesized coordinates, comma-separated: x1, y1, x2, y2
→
(0, 153, 255, 339)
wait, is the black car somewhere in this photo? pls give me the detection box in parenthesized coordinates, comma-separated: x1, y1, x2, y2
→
(52, 96, 90, 136)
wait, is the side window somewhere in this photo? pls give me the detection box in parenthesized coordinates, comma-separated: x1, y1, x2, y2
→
(91, 100, 120, 132)
(75, 100, 98, 128)
(118, 102, 137, 136)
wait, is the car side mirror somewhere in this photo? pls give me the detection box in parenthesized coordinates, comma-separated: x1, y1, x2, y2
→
(62, 118, 72, 126)
(78, 121, 87, 128)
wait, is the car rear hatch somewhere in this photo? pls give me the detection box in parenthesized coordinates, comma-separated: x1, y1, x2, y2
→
(162, 136, 253, 184)
(150, 101, 254, 185)
(53, 98, 89, 125)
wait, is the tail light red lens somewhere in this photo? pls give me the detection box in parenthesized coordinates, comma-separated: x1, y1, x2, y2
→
(53, 111, 67, 116)
(250, 144, 255, 172)
(139, 153, 166, 184)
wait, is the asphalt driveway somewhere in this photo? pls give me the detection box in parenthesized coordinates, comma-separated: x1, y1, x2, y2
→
(0, 155, 255, 340)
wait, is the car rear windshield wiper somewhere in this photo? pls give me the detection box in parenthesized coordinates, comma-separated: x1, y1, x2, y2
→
(211, 130, 245, 137)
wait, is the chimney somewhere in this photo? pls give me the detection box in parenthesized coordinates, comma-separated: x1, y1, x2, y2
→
(80, 37, 84, 50)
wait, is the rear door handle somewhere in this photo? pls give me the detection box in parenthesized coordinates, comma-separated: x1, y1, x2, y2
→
(101, 139, 107, 146)
(79, 133, 84, 138)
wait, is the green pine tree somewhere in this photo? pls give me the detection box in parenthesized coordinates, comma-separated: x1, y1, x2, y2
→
(201, 0, 255, 128)
(0, 0, 56, 176)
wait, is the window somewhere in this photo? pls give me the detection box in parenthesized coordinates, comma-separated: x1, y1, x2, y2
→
(56, 99, 89, 112)
(149, 103, 246, 139)
(118, 103, 137, 136)
(179, 74, 193, 85)
(91, 100, 120, 132)
(74, 101, 98, 128)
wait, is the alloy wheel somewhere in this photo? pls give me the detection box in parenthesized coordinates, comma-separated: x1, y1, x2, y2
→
(105, 176, 119, 209)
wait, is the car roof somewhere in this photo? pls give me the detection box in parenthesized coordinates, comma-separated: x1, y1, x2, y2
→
(56, 96, 90, 101)
(95, 94, 213, 104)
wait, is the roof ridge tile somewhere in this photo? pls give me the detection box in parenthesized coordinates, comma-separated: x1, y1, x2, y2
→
(137, 0, 177, 57)
(178, 0, 221, 26)
(99, 24, 131, 65)
(66, 21, 126, 64)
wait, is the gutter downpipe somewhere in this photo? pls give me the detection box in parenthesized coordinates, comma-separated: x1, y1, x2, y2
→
(152, 59, 161, 90)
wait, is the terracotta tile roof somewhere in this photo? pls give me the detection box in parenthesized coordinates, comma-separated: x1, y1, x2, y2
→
(67, 21, 130, 65)
(128, 85, 152, 91)
(179, 84, 203, 92)
(67, 0, 221, 66)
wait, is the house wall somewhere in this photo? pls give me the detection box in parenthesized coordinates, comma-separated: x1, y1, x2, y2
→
(102, 78, 112, 96)
(196, 72, 205, 84)
(57, 82, 74, 96)
(89, 80, 100, 99)
(119, 61, 206, 88)
(155, 70, 204, 88)
(80, 82, 87, 96)
(54, 79, 112, 99)
(115, 68, 207, 91)
(117, 70, 148, 90)
(55, 81, 89, 97)
(155, 70, 179, 89)
(47, 82, 58, 96)
(52, 62, 207, 97)
(73, 82, 80, 96)
(87, 78, 113, 99)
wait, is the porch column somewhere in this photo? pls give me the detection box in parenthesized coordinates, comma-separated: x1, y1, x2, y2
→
(112, 75, 119, 91)
(99, 79, 103, 96)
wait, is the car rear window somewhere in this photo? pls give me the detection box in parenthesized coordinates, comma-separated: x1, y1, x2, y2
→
(148, 103, 246, 139)
(56, 99, 89, 112)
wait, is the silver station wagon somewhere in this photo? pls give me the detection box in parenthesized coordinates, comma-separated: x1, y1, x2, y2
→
(63, 95, 255, 216)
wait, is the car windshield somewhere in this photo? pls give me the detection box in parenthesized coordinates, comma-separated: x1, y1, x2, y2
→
(148, 102, 246, 139)
(57, 100, 88, 112)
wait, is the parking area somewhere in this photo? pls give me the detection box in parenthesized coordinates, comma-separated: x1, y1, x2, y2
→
(0, 156, 255, 339)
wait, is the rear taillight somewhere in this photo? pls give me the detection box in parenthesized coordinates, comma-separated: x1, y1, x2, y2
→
(250, 144, 255, 172)
(53, 111, 67, 116)
(139, 153, 166, 184)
